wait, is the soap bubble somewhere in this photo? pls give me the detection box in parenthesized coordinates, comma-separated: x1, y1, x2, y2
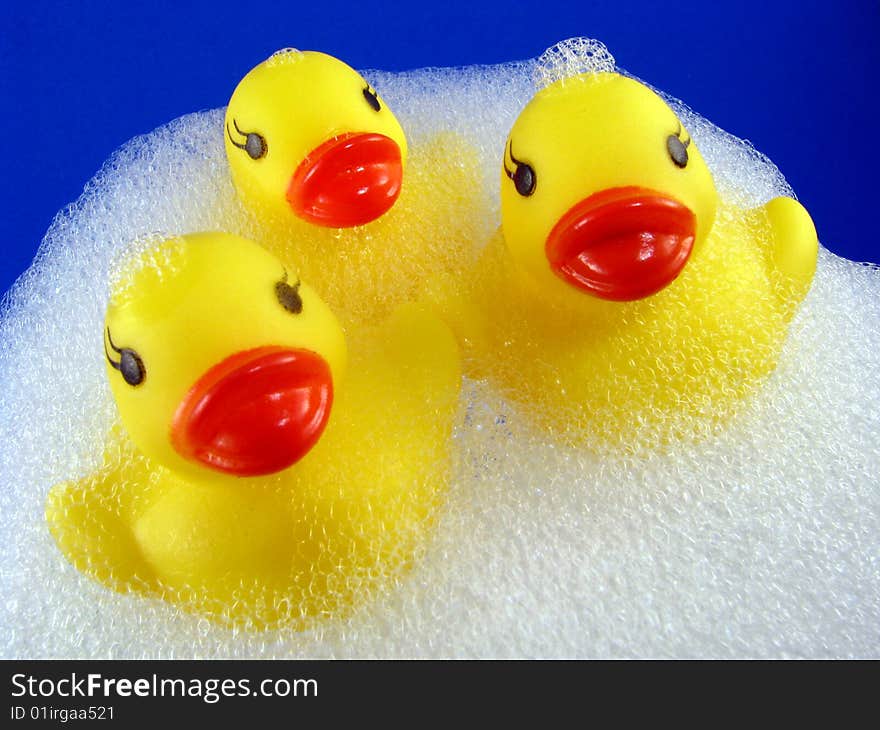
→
(264, 47, 304, 67)
(533, 37, 616, 88)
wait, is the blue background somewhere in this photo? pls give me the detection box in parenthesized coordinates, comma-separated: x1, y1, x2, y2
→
(2, 0, 878, 297)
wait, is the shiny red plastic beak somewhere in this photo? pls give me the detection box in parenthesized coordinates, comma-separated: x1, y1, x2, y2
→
(286, 132, 403, 227)
(171, 346, 333, 477)
(545, 186, 697, 301)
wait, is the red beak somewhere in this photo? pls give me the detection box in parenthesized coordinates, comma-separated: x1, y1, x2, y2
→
(545, 186, 697, 301)
(171, 347, 333, 477)
(286, 132, 403, 228)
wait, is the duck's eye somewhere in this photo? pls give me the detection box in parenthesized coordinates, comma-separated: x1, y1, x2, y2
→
(275, 273, 303, 314)
(513, 163, 536, 196)
(362, 85, 381, 112)
(667, 128, 690, 168)
(105, 329, 146, 387)
(227, 119, 267, 160)
(119, 350, 146, 386)
(244, 132, 267, 160)
(504, 141, 537, 197)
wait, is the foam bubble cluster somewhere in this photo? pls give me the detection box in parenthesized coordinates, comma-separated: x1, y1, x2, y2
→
(264, 48, 304, 67)
(1, 43, 878, 657)
(534, 37, 616, 88)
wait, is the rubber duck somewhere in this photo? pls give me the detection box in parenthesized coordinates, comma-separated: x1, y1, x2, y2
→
(225, 49, 408, 230)
(46, 232, 461, 629)
(224, 49, 486, 324)
(457, 71, 818, 449)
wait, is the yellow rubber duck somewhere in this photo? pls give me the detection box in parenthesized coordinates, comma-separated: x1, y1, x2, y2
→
(225, 49, 408, 230)
(224, 49, 485, 324)
(455, 71, 818, 449)
(46, 232, 460, 629)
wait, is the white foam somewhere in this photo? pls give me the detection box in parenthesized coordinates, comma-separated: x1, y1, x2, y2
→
(2, 50, 878, 658)
(534, 37, 616, 88)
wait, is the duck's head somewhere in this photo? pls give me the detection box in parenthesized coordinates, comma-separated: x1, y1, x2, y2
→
(224, 49, 408, 229)
(501, 72, 718, 303)
(104, 232, 346, 478)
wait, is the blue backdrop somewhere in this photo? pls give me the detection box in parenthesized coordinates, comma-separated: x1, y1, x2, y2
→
(2, 0, 878, 297)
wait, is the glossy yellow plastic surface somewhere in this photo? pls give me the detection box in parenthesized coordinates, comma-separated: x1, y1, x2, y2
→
(459, 72, 818, 448)
(46, 232, 461, 629)
(225, 49, 486, 324)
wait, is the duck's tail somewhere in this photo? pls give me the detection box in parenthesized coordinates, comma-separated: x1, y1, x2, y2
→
(762, 196, 818, 309)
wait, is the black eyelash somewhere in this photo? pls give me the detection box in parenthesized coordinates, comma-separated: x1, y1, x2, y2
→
(226, 120, 247, 150)
(675, 122, 692, 148)
(104, 330, 118, 366)
(503, 140, 517, 180)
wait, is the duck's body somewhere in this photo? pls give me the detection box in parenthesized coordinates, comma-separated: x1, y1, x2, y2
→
(46, 233, 460, 628)
(460, 199, 812, 447)
(453, 72, 817, 449)
(225, 50, 485, 324)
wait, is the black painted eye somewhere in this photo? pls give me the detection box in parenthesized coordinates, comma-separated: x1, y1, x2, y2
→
(105, 329, 146, 387)
(275, 272, 303, 314)
(667, 127, 690, 168)
(119, 350, 146, 386)
(227, 119, 267, 160)
(363, 85, 381, 112)
(504, 141, 536, 197)
(513, 163, 536, 196)
(244, 132, 267, 160)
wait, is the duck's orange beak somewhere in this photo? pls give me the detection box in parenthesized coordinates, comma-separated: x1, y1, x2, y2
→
(545, 186, 696, 301)
(171, 346, 333, 477)
(286, 132, 403, 227)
